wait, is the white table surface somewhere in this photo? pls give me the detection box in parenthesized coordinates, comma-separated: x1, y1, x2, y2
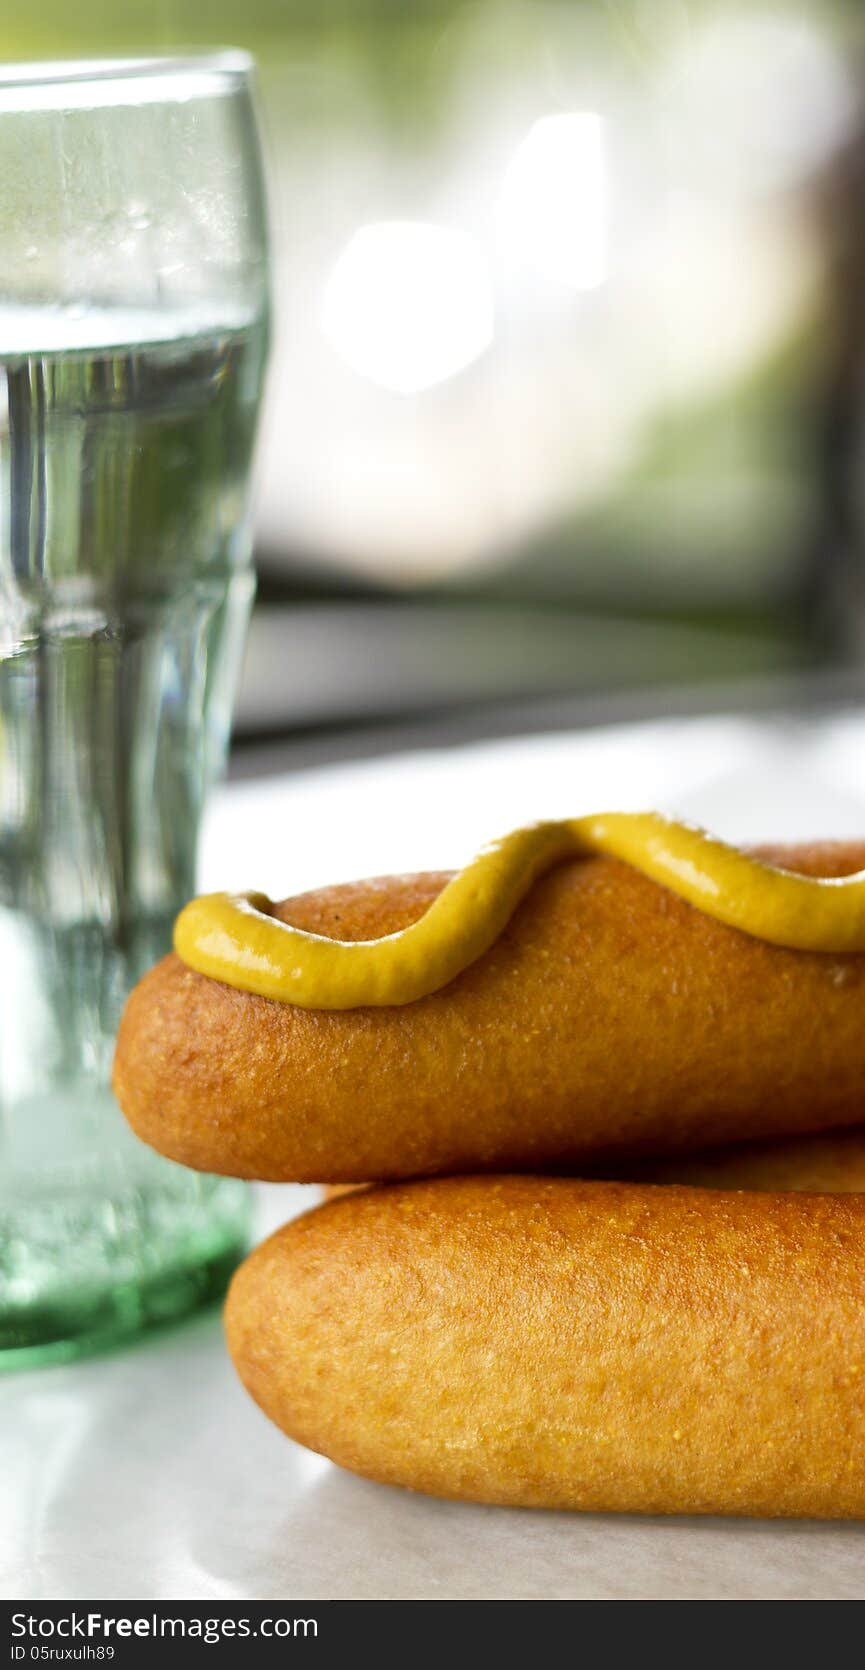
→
(5, 709, 865, 1601)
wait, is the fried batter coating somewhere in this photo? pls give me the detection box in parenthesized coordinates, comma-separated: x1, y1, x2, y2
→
(226, 1175, 865, 1517)
(114, 843, 865, 1183)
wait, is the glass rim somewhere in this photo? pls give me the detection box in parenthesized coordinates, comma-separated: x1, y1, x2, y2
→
(0, 50, 253, 111)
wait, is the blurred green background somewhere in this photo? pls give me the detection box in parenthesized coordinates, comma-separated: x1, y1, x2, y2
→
(6, 1, 865, 747)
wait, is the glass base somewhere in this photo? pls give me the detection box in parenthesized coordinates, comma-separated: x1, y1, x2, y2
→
(0, 1169, 252, 1370)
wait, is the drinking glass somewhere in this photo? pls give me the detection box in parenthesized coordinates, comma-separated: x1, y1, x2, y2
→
(0, 55, 269, 1365)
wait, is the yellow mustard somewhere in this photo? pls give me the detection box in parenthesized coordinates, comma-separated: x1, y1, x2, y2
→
(172, 811, 865, 1009)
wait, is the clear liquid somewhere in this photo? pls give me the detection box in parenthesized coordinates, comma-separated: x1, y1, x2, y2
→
(0, 313, 267, 1362)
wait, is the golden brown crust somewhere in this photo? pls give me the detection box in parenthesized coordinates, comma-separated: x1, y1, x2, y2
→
(225, 1175, 865, 1517)
(113, 842, 865, 1183)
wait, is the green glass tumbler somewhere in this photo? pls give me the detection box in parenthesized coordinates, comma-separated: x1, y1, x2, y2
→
(0, 55, 270, 1366)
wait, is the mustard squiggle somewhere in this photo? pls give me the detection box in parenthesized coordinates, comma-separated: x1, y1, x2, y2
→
(172, 812, 865, 1009)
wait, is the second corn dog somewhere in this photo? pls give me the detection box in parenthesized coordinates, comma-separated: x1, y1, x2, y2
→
(226, 1175, 865, 1517)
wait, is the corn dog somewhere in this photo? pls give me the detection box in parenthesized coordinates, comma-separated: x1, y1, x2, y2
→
(114, 841, 865, 1182)
(226, 1175, 865, 1518)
